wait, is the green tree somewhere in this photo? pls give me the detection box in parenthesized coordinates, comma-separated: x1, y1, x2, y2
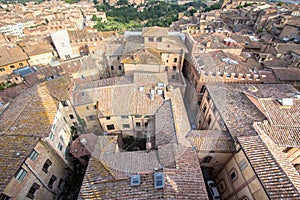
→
(92, 14, 98, 21)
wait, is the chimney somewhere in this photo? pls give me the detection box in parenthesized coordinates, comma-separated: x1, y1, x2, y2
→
(206, 40, 212, 47)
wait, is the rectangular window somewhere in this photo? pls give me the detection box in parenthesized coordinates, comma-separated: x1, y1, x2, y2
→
(57, 143, 63, 151)
(26, 183, 40, 199)
(29, 150, 39, 161)
(61, 101, 68, 107)
(154, 172, 164, 188)
(239, 159, 248, 171)
(86, 106, 89, 110)
(49, 132, 54, 140)
(144, 122, 148, 127)
(111, 66, 114, 70)
(149, 37, 154, 42)
(94, 104, 97, 109)
(42, 159, 52, 173)
(174, 58, 177, 63)
(135, 115, 142, 118)
(60, 135, 64, 143)
(15, 168, 27, 182)
(123, 124, 130, 128)
(73, 122, 78, 126)
(173, 66, 176, 71)
(107, 124, 115, 130)
(86, 115, 97, 121)
(121, 115, 129, 119)
(131, 175, 141, 186)
(230, 170, 237, 181)
(48, 175, 57, 189)
(0, 193, 11, 200)
(106, 117, 111, 120)
(136, 122, 141, 128)
(156, 37, 162, 42)
(69, 114, 74, 119)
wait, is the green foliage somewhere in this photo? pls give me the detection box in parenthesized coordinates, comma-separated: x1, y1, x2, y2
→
(65, 0, 80, 4)
(117, 0, 128, 5)
(0, 81, 16, 90)
(92, 14, 98, 21)
(277, 1, 283, 6)
(204, 3, 220, 12)
(93, 0, 212, 32)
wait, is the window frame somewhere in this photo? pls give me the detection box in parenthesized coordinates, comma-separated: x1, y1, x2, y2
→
(229, 169, 238, 182)
(107, 124, 115, 130)
(154, 172, 164, 189)
(42, 159, 52, 173)
(29, 150, 39, 161)
(26, 183, 40, 199)
(15, 168, 27, 182)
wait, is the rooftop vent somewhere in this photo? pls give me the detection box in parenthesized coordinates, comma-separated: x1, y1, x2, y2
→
(157, 82, 164, 87)
(278, 98, 293, 106)
(131, 175, 141, 186)
(80, 138, 87, 145)
(154, 172, 164, 189)
(248, 86, 258, 93)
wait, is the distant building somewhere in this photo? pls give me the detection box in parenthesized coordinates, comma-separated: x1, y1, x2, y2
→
(22, 41, 57, 67)
(0, 44, 29, 82)
(50, 30, 78, 60)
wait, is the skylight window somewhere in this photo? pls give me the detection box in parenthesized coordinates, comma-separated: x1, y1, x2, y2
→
(131, 175, 141, 186)
(154, 172, 164, 189)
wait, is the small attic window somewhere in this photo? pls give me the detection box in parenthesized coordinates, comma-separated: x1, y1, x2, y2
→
(154, 172, 164, 189)
(131, 175, 141, 186)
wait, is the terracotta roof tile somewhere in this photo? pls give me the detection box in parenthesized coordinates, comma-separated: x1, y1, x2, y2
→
(238, 136, 300, 199)
(187, 130, 235, 152)
(0, 77, 70, 137)
(0, 45, 29, 66)
(0, 135, 39, 193)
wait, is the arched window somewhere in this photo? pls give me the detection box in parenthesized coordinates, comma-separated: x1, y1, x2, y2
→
(203, 105, 207, 113)
(207, 115, 212, 126)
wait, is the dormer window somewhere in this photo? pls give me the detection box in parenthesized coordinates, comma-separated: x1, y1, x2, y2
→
(130, 175, 141, 186)
(154, 172, 164, 189)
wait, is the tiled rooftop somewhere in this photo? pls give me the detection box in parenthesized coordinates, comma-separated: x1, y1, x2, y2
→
(0, 135, 39, 193)
(0, 77, 70, 137)
(252, 97, 300, 147)
(187, 130, 235, 152)
(0, 44, 29, 66)
(206, 84, 266, 139)
(259, 98, 300, 126)
(121, 48, 164, 65)
(22, 42, 53, 56)
(193, 50, 252, 75)
(79, 85, 207, 199)
(165, 88, 191, 147)
(155, 100, 177, 146)
(238, 136, 300, 199)
(272, 68, 300, 81)
(163, 145, 209, 200)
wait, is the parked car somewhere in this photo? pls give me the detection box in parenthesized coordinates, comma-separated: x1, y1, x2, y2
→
(207, 180, 221, 200)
